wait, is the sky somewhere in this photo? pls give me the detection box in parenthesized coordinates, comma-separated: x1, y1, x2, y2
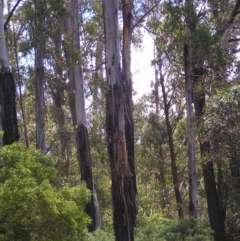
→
(131, 33, 155, 101)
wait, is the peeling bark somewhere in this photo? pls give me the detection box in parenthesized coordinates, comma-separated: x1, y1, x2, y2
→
(104, 0, 135, 239)
(67, 0, 101, 231)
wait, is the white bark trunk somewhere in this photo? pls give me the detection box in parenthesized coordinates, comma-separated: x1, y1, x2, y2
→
(0, 0, 9, 71)
(104, 0, 125, 132)
(71, 0, 101, 229)
(71, 0, 86, 126)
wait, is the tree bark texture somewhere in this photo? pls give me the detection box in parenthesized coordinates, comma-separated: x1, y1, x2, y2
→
(160, 72, 183, 218)
(122, 0, 137, 227)
(70, 0, 101, 231)
(0, 72, 19, 145)
(0, 1, 19, 146)
(104, 0, 135, 240)
(35, 0, 45, 152)
(76, 124, 101, 231)
(202, 162, 226, 241)
(184, 0, 198, 218)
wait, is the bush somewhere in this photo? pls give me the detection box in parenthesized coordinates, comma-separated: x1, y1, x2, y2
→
(135, 215, 214, 241)
(0, 143, 90, 241)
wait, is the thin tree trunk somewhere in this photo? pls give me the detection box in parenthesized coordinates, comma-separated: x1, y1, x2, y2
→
(104, 0, 135, 240)
(160, 72, 183, 218)
(35, 0, 45, 152)
(13, 26, 29, 148)
(122, 0, 137, 228)
(0, 0, 19, 146)
(184, 0, 198, 218)
(153, 42, 167, 210)
(70, 0, 101, 231)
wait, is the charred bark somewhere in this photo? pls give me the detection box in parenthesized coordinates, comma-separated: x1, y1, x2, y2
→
(0, 71, 19, 145)
(76, 124, 100, 231)
(104, 0, 136, 239)
(192, 65, 226, 240)
(122, 0, 137, 228)
(202, 162, 226, 241)
(106, 85, 135, 241)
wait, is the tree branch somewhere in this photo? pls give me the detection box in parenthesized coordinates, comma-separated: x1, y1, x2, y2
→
(217, 0, 240, 36)
(228, 37, 240, 42)
(132, 0, 162, 30)
(4, 0, 22, 30)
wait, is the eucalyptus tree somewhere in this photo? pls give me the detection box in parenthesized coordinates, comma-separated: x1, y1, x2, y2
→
(0, 0, 19, 146)
(65, 0, 101, 231)
(184, 0, 198, 218)
(103, 0, 137, 240)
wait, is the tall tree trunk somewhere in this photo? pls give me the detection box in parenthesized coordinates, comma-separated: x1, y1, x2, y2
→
(202, 162, 226, 241)
(122, 0, 137, 228)
(160, 72, 183, 218)
(192, 66, 227, 240)
(63, 10, 76, 126)
(0, 0, 19, 146)
(35, 0, 45, 152)
(71, 0, 101, 231)
(184, 0, 198, 218)
(104, 0, 135, 240)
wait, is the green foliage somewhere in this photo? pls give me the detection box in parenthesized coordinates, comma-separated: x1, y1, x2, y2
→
(87, 229, 114, 241)
(0, 143, 90, 241)
(135, 216, 213, 241)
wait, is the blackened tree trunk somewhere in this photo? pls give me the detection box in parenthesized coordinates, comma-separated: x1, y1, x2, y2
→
(0, 72, 19, 145)
(69, 0, 101, 231)
(104, 0, 135, 240)
(122, 0, 137, 228)
(0, 0, 18, 146)
(202, 162, 226, 241)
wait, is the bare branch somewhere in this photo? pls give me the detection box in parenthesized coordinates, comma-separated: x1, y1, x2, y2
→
(217, 0, 240, 36)
(4, 0, 22, 30)
(132, 0, 162, 30)
(228, 37, 240, 42)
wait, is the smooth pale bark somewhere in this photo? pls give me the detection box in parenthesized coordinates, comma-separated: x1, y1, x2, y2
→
(69, 0, 101, 231)
(35, 0, 45, 152)
(104, 0, 135, 240)
(121, 0, 137, 228)
(0, 0, 19, 146)
(63, 10, 76, 126)
(184, 0, 198, 218)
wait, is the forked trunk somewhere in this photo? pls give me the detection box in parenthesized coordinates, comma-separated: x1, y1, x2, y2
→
(160, 72, 183, 218)
(104, 0, 135, 240)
